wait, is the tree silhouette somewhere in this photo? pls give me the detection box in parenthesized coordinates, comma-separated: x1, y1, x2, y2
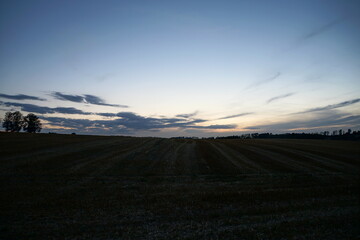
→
(2, 111, 24, 132)
(23, 113, 42, 133)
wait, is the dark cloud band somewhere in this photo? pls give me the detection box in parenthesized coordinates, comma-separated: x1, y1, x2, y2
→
(0, 101, 91, 115)
(1, 102, 236, 133)
(51, 92, 128, 108)
(42, 113, 236, 133)
(0, 93, 45, 101)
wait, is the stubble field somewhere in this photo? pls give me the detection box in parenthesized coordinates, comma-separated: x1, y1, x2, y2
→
(0, 133, 359, 239)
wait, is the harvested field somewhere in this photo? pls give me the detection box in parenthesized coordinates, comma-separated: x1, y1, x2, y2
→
(0, 133, 359, 239)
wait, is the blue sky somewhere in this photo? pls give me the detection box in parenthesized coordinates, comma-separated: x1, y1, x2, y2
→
(1, 0, 359, 137)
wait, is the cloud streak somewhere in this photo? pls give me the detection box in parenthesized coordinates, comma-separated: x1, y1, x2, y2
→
(218, 112, 254, 120)
(267, 92, 295, 104)
(246, 113, 360, 132)
(189, 124, 237, 129)
(246, 72, 281, 90)
(298, 98, 360, 114)
(0, 93, 45, 101)
(286, 18, 345, 51)
(247, 98, 360, 131)
(302, 18, 344, 41)
(51, 92, 128, 108)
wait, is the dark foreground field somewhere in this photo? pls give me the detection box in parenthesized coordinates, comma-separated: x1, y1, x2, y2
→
(0, 133, 359, 239)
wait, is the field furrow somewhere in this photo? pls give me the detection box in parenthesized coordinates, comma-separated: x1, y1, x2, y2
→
(1, 133, 359, 240)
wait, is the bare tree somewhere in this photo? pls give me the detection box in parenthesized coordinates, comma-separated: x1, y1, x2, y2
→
(2, 111, 24, 132)
(23, 113, 42, 133)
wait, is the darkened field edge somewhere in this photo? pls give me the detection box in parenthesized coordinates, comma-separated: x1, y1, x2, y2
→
(0, 132, 359, 239)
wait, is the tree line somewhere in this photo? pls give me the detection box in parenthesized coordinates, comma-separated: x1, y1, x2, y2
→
(1, 111, 42, 133)
(213, 131, 360, 141)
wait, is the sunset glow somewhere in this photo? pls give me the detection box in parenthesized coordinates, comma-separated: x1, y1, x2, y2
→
(1, 0, 359, 136)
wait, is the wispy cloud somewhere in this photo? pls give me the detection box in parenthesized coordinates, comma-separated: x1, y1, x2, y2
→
(189, 124, 237, 129)
(267, 92, 295, 104)
(302, 18, 344, 41)
(51, 92, 128, 108)
(284, 18, 345, 52)
(246, 72, 281, 90)
(96, 73, 114, 82)
(176, 111, 198, 118)
(286, 18, 346, 52)
(298, 98, 360, 114)
(218, 112, 254, 120)
(0, 93, 45, 101)
(246, 112, 360, 132)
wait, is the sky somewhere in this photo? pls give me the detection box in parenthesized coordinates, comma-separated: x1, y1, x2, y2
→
(0, 0, 360, 137)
